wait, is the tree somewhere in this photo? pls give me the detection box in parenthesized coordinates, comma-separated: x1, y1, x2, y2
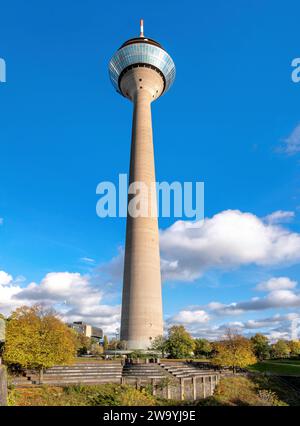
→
(90, 343, 103, 357)
(4, 305, 77, 383)
(103, 335, 109, 351)
(194, 338, 212, 358)
(250, 333, 270, 361)
(108, 339, 127, 350)
(288, 340, 300, 358)
(165, 326, 195, 359)
(0, 313, 6, 361)
(271, 340, 291, 359)
(76, 333, 92, 356)
(149, 335, 167, 357)
(212, 329, 257, 373)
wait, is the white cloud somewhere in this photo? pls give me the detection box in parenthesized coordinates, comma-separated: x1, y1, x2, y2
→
(0, 271, 13, 286)
(0, 270, 121, 336)
(0, 283, 24, 314)
(80, 257, 96, 264)
(169, 309, 210, 325)
(280, 124, 300, 154)
(160, 210, 300, 282)
(164, 306, 300, 342)
(256, 277, 297, 292)
(264, 210, 295, 224)
(0, 218, 3, 225)
(93, 210, 300, 285)
(208, 289, 300, 315)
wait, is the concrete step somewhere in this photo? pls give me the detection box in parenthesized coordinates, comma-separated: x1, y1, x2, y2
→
(38, 378, 122, 385)
(46, 366, 122, 371)
(175, 374, 213, 378)
(124, 376, 167, 380)
(45, 369, 122, 374)
(122, 368, 165, 372)
(123, 371, 166, 377)
(42, 371, 122, 378)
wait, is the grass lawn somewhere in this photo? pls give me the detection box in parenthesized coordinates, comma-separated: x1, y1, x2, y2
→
(271, 359, 300, 365)
(248, 360, 300, 376)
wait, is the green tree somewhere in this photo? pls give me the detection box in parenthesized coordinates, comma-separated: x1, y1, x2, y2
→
(165, 326, 195, 359)
(76, 334, 92, 356)
(288, 340, 300, 358)
(194, 338, 212, 358)
(250, 333, 270, 361)
(212, 329, 257, 373)
(271, 340, 291, 359)
(4, 305, 77, 383)
(149, 335, 167, 357)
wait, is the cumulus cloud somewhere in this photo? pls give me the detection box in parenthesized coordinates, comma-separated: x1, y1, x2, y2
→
(264, 210, 295, 224)
(280, 124, 300, 154)
(168, 309, 210, 325)
(0, 270, 121, 335)
(208, 284, 300, 315)
(210, 292, 291, 315)
(255, 277, 297, 292)
(93, 210, 300, 284)
(165, 306, 300, 341)
(0, 271, 13, 286)
(160, 210, 300, 282)
(243, 313, 299, 329)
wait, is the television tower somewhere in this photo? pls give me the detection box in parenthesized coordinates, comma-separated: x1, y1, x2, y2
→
(109, 20, 175, 349)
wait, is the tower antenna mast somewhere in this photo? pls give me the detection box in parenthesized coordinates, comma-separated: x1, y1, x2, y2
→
(140, 19, 144, 37)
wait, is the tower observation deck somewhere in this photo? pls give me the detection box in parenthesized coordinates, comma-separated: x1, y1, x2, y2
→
(108, 21, 176, 350)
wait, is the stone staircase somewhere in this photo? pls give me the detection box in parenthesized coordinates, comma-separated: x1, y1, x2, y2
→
(159, 362, 216, 379)
(12, 362, 123, 386)
(122, 363, 171, 380)
(11, 361, 218, 388)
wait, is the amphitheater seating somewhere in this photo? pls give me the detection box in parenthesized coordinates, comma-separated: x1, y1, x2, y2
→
(122, 362, 170, 380)
(12, 362, 123, 386)
(159, 362, 217, 379)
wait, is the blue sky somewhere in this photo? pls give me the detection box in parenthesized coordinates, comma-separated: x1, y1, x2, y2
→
(1, 0, 300, 339)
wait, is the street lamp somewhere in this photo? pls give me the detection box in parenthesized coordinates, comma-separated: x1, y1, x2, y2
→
(115, 328, 120, 359)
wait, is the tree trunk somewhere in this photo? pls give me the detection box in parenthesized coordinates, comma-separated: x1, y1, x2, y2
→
(39, 368, 44, 384)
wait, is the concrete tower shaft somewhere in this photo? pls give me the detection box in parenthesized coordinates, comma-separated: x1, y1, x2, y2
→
(120, 67, 164, 349)
(108, 22, 175, 350)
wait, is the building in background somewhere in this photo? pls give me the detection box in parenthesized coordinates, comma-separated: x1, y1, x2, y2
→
(109, 20, 175, 350)
(68, 321, 103, 341)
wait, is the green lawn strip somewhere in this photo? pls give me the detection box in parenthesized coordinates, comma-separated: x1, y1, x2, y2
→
(270, 359, 300, 366)
(248, 361, 300, 376)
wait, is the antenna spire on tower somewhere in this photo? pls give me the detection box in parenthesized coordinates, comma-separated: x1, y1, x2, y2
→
(140, 19, 144, 37)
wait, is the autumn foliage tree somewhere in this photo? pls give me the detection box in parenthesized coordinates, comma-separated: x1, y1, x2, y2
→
(288, 340, 300, 358)
(212, 330, 257, 373)
(103, 335, 109, 351)
(4, 305, 77, 383)
(271, 339, 291, 359)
